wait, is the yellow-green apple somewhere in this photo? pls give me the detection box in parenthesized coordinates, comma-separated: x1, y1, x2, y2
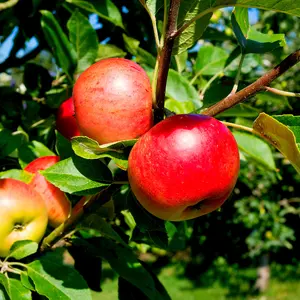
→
(128, 114, 240, 221)
(73, 58, 153, 144)
(25, 156, 71, 227)
(0, 178, 48, 257)
(56, 97, 80, 140)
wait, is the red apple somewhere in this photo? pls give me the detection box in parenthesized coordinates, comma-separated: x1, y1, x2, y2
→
(25, 156, 71, 228)
(0, 178, 48, 257)
(128, 114, 240, 221)
(56, 97, 80, 140)
(73, 58, 153, 144)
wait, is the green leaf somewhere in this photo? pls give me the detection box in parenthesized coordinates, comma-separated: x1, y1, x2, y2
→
(172, 0, 300, 54)
(0, 284, 8, 300)
(167, 221, 193, 251)
(18, 141, 55, 169)
(72, 136, 137, 156)
(165, 99, 194, 114)
(219, 103, 260, 118)
(233, 132, 276, 171)
(41, 156, 112, 195)
(55, 131, 74, 160)
(97, 44, 126, 60)
(66, 0, 124, 29)
(27, 250, 92, 300)
(7, 241, 38, 260)
(231, 8, 286, 54)
(256, 91, 291, 110)
(40, 10, 77, 79)
(123, 33, 139, 53)
(0, 169, 33, 183)
(81, 216, 127, 247)
(166, 69, 201, 109)
(253, 113, 300, 173)
(174, 51, 188, 73)
(194, 45, 229, 76)
(20, 273, 35, 291)
(118, 266, 171, 300)
(0, 274, 31, 300)
(67, 10, 98, 73)
(122, 34, 156, 67)
(45, 86, 70, 109)
(273, 115, 300, 148)
(173, 0, 212, 54)
(0, 129, 27, 158)
(127, 191, 166, 233)
(139, 0, 164, 17)
(81, 238, 159, 299)
(72, 136, 137, 170)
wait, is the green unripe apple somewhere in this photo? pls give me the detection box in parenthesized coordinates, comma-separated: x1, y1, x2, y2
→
(0, 178, 48, 257)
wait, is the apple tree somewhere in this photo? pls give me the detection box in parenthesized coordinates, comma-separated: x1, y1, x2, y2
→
(0, 0, 300, 299)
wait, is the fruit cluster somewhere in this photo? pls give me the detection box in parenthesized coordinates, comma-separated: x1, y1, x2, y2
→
(0, 58, 239, 257)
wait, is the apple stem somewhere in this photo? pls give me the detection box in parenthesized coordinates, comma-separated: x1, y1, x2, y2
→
(202, 49, 300, 117)
(228, 53, 245, 96)
(40, 188, 111, 252)
(154, 0, 181, 123)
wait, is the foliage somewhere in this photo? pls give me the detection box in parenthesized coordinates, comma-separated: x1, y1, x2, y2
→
(0, 0, 300, 299)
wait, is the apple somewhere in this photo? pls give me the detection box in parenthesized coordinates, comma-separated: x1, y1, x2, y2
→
(0, 178, 48, 257)
(56, 97, 80, 140)
(25, 156, 71, 228)
(73, 58, 153, 144)
(128, 114, 240, 221)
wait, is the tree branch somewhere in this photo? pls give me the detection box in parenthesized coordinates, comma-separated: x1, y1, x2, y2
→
(40, 187, 111, 252)
(202, 49, 300, 117)
(154, 0, 181, 123)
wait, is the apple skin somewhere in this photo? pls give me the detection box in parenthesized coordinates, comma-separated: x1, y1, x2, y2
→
(73, 58, 153, 144)
(128, 114, 240, 221)
(56, 97, 81, 140)
(0, 178, 48, 257)
(25, 156, 71, 228)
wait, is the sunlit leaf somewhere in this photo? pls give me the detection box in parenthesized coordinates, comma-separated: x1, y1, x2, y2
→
(253, 113, 300, 173)
(231, 7, 286, 54)
(67, 10, 98, 73)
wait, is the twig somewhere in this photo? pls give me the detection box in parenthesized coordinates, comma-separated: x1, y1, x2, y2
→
(154, 0, 181, 123)
(221, 121, 274, 144)
(40, 188, 111, 252)
(161, 0, 168, 47)
(265, 86, 300, 98)
(198, 54, 241, 99)
(202, 49, 300, 117)
(138, 0, 160, 51)
(221, 121, 254, 134)
(229, 53, 245, 95)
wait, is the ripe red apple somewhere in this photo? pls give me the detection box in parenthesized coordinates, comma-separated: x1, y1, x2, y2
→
(128, 114, 240, 221)
(73, 58, 153, 144)
(56, 97, 80, 140)
(0, 178, 48, 257)
(25, 156, 71, 228)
